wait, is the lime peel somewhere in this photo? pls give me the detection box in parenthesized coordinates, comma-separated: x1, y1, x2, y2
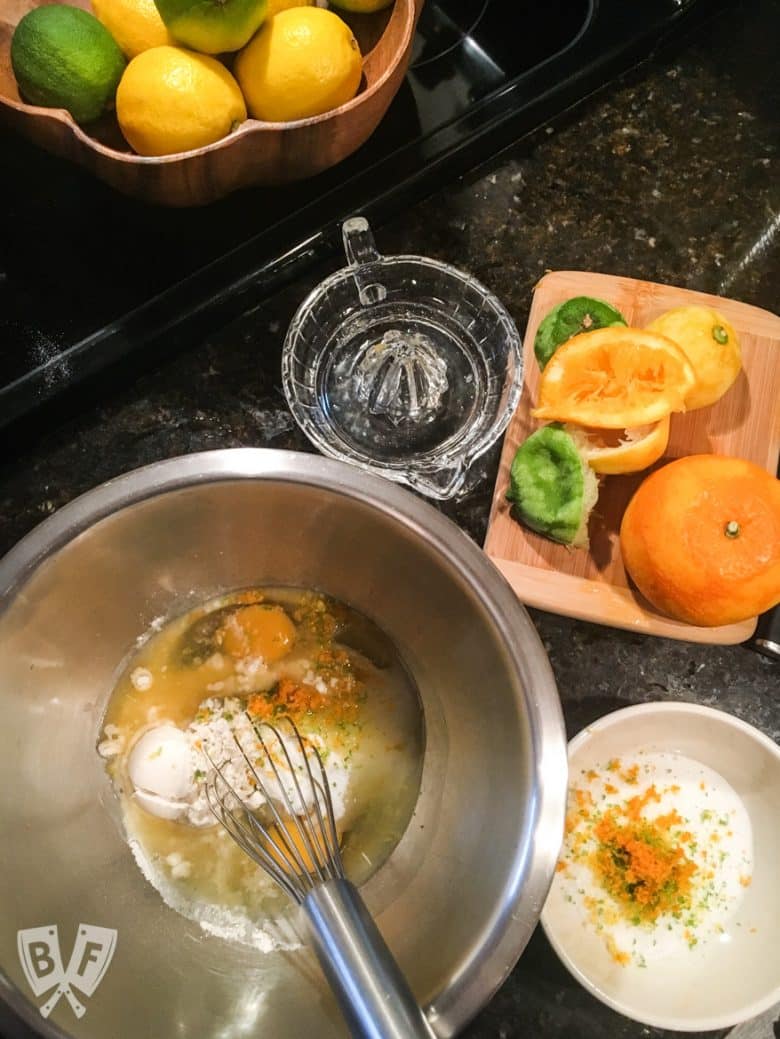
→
(507, 424, 599, 548)
(534, 296, 627, 370)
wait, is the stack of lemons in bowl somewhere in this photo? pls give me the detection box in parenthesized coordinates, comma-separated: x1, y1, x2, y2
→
(10, 0, 393, 156)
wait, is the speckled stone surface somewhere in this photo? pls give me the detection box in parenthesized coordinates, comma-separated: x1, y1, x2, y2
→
(0, 0, 778, 1037)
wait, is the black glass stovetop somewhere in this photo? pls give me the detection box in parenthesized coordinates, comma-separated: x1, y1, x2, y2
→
(0, 0, 720, 430)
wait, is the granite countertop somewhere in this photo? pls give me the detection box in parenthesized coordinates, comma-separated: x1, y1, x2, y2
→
(1, 0, 778, 1037)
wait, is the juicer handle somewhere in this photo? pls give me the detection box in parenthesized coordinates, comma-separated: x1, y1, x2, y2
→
(303, 879, 437, 1039)
(342, 218, 387, 306)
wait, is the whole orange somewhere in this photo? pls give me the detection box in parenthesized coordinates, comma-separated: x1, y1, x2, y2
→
(620, 455, 780, 626)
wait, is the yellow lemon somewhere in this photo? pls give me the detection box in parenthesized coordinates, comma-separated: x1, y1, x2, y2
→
(646, 305, 741, 411)
(565, 417, 671, 475)
(329, 0, 393, 11)
(235, 7, 362, 122)
(116, 46, 246, 156)
(267, 0, 313, 11)
(91, 0, 172, 57)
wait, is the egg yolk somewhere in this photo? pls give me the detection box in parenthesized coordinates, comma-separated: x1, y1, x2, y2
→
(265, 818, 342, 874)
(220, 605, 296, 662)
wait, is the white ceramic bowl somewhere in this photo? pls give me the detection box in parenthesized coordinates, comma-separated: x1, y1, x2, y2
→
(541, 701, 780, 1032)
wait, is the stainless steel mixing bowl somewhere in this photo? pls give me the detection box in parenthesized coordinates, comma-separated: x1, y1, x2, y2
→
(0, 449, 566, 1039)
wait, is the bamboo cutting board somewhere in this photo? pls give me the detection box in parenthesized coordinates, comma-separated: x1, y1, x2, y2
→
(484, 271, 780, 644)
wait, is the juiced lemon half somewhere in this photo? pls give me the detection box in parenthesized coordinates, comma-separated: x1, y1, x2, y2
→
(565, 416, 670, 475)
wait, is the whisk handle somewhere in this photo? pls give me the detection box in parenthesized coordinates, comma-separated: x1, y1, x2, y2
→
(303, 879, 437, 1039)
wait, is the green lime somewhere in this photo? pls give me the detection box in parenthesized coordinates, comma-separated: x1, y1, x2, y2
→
(154, 0, 268, 53)
(506, 424, 599, 548)
(534, 296, 627, 370)
(11, 5, 126, 124)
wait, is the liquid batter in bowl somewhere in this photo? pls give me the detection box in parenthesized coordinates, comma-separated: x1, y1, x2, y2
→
(99, 586, 425, 950)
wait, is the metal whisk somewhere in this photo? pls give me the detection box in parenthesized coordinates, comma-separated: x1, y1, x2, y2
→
(206, 716, 435, 1039)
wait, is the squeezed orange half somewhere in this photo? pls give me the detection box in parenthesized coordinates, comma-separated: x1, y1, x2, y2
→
(532, 327, 696, 429)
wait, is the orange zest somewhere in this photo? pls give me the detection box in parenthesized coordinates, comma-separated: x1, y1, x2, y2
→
(606, 935, 631, 966)
(248, 677, 325, 721)
(247, 664, 363, 731)
(591, 809, 697, 923)
(625, 784, 661, 819)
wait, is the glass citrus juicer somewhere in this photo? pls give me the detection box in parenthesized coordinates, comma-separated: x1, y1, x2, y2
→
(282, 218, 523, 500)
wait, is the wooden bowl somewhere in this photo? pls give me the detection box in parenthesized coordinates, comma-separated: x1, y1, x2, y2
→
(0, 0, 423, 206)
